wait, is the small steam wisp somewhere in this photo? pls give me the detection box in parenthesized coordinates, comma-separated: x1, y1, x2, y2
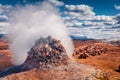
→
(7, 1, 73, 65)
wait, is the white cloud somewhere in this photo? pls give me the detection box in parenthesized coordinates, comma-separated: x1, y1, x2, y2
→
(48, 0, 64, 6)
(0, 4, 12, 14)
(65, 5, 76, 11)
(0, 22, 9, 26)
(64, 4, 120, 40)
(0, 15, 9, 34)
(114, 14, 120, 21)
(74, 22, 82, 26)
(0, 15, 8, 21)
(0, 4, 11, 34)
(93, 15, 113, 21)
(64, 4, 115, 27)
(83, 21, 104, 26)
(65, 4, 95, 18)
(112, 14, 120, 29)
(64, 4, 113, 21)
(0, 3, 119, 40)
(114, 5, 120, 10)
(0, 22, 9, 34)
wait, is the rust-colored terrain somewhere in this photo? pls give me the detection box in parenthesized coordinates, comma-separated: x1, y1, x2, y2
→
(0, 39, 12, 70)
(0, 38, 120, 80)
(73, 40, 120, 78)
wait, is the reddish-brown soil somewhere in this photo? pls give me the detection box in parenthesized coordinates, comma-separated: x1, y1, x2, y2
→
(0, 39, 108, 80)
(73, 40, 120, 78)
(0, 39, 120, 79)
(0, 39, 12, 70)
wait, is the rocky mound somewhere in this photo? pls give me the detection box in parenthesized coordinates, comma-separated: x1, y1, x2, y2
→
(73, 43, 114, 59)
(0, 36, 69, 77)
(23, 36, 69, 69)
(0, 37, 112, 80)
(73, 41, 120, 79)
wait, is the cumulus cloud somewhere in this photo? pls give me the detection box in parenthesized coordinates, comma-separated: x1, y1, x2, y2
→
(0, 4, 12, 14)
(64, 4, 113, 21)
(114, 14, 120, 21)
(0, 15, 9, 34)
(48, 0, 64, 6)
(112, 14, 120, 28)
(65, 4, 95, 18)
(0, 4, 12, 34)
(0, 22, 9, 34)
(0, 15, 8, 22)
(63, 4, 120, 40)
(114, 5, 120, 10)
(64, 4, 114, 26)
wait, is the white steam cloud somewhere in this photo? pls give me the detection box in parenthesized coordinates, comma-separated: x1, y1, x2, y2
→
(7, 1, 73, 65)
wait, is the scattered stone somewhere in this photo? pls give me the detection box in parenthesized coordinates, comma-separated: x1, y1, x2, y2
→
(78, 53, 88, 59)
(73, 44, 109, 59)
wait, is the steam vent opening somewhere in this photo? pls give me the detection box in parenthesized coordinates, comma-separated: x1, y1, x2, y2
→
(23, 36, 70, 69)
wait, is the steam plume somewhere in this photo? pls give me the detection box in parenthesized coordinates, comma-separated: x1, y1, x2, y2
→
(7, 1, 73, 65)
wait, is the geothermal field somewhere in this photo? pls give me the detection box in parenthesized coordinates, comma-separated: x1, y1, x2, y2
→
(0, 37, 120, 80)
(0, 0, 120, 80)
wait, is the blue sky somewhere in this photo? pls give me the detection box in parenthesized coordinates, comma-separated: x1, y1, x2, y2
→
(62, 0, 120, 15)
(0, 0, 120, 40)
(0, 0, 120, 15)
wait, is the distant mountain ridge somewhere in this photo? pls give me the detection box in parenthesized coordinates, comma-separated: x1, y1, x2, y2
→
(70, 35, 93, 40)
